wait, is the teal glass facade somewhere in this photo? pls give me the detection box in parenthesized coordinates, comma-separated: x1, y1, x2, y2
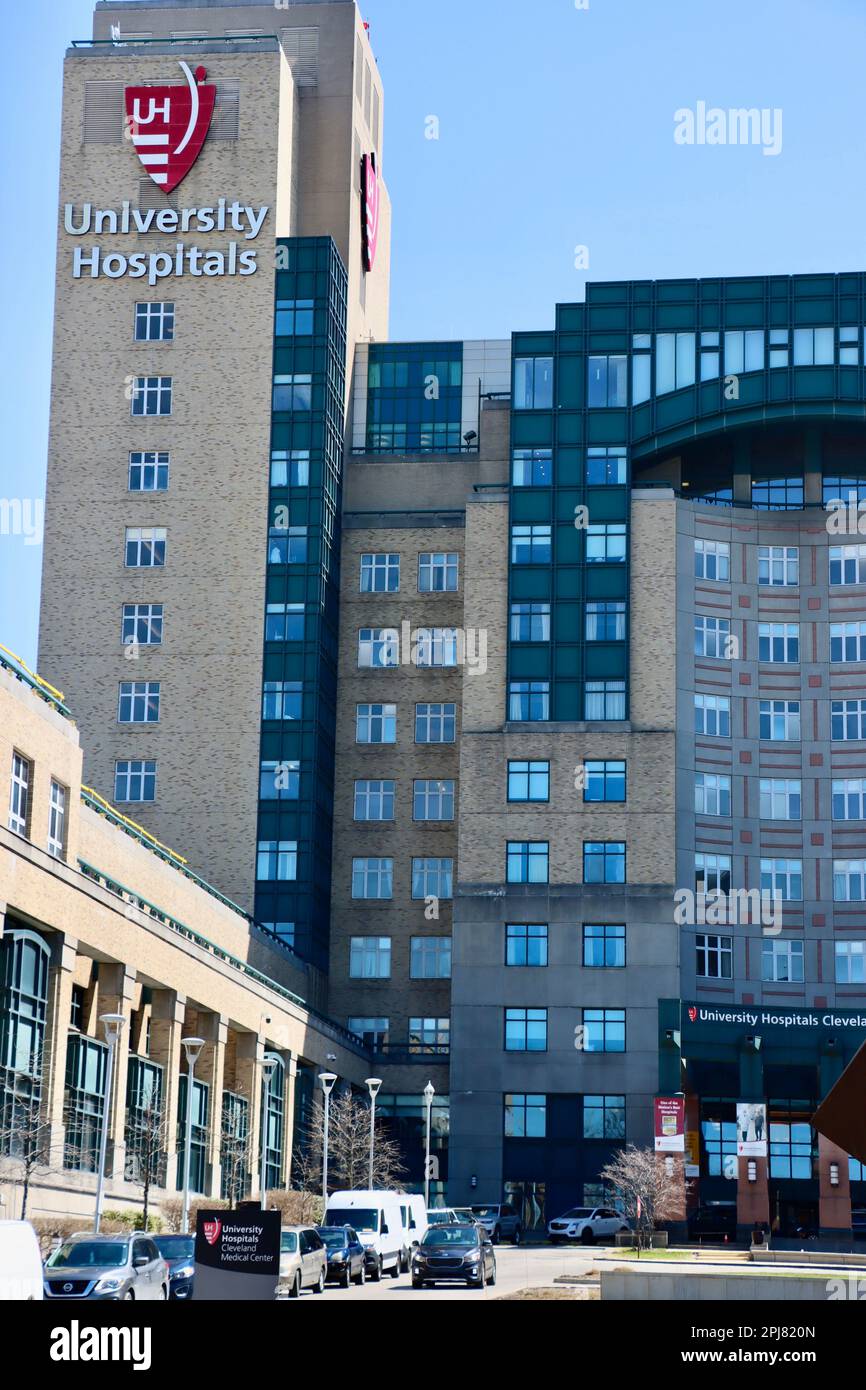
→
(364, 342, 466, 453)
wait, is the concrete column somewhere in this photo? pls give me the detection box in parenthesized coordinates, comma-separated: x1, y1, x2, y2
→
(818, 1134, 852, 1236)
(95, 963, 136, 1182)
(43, 935, 78, 1172)
(235, 1034, 266, 1199)
(283, 1055, 298, 1190)
(148, 991, 186, 1193)
(195, 1013, 228, 1200)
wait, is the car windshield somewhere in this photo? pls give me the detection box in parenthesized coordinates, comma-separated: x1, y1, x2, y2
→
(154, 1236, 194, 1260)
(48, 1240, 128, 1269)
(280, 1232, 298, 1254)
(422, 1226, 479, 1247)
(426, 1211, 453, 1224)
(470, 1206, 498, 1218)
(326, 1209, 377, 1233)
(318, 1229, 350, 1249)
(561, 1209, 593, 1219)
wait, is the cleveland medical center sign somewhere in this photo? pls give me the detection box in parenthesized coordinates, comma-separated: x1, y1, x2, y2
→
(194, 1209, 280, 1301)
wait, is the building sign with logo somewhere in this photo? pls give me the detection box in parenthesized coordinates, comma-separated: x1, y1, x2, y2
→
(194, 1209, 280, 1301)
(683, 1001, 866, 1038)
(125, 61, 216, 191)
(654, 1095, 685, 1153)
(361, 151, 380, 272)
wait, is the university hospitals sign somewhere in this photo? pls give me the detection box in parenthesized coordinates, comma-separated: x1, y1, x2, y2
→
(683, 1000, 866, 1036)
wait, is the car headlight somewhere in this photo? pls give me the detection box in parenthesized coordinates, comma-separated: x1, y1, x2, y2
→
(171, 1265, 195, 1280)
(94, 1275, 126, 1293)
(330, 1255, 345, 1264)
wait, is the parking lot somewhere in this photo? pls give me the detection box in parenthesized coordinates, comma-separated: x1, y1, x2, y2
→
(309, 1245, 595, 1302)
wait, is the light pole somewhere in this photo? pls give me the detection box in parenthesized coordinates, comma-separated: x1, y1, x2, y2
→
(93, 1013, 126, 1233)
(180, 1036, 206, 1235)
(365, 1077, 382, 1188)
(423, 1081, 435, 1209)
(259, 1054, 279, 1209)
(319, 1072, 338, 1204)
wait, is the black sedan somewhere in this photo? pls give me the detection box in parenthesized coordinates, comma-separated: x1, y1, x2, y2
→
(316, 1226, 367, 1287)
(153, 1234, 195, 1300)
(411, 1224, 496, 1290)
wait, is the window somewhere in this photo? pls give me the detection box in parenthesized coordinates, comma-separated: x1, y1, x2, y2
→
(582, 1008, 625, 1053)
(586, 446, 627, 486)
(128, 450, 169, 492)
(122, 604, 163, 647)
(585, 680, 626, 721)
(835, 941, 866, 985)
(511, 524, 552, 565)
(694, 616, 730, 658)
(695, 694, 731, 737)
(415, 703, 456, 744)
(696, 934, 732, 979)
(508, 760, 550, 802)
(360, 553, 400, 593)
(513, 356, 553, 409)
(262, 681, 302, 721)
(410, 937, 452, 979)
(585, 601, 626, 642)
(272, 374, 312, 411)
(348, 1018, 389, 1050)
(358, 628, 399, 669)
(758, 546, 799, 587)
(505, 1094, 546, 1138)
(507, 841, 549, 884)
(268, 526, 307, 565)
(793, 326, 834, 365)
(694, 539, 730, 582)
(264, 604, 304, 641)
(259, 760, 300, 801)
(695, 772, 731, 816)
(8, 753, 30, 835)
(762, 939, 804, 984)
(656, 332, 695, 394)
(587, 354, 627, 407)
(824, 475, 866, 506)
(415, 628, 459, 668)
(270, 449, 310, 487)
(830, 545, 866, 586)
(134, 302, 174, 341)
(414, 779, 455, 821)
(834, 860, 866, 902)
(349, 937, 391, 979)
(700, 330, 720, 380)
(695, 853, 731, 895)
(583, 923, 626, 968)
(131, 376, 172, 416)
(586, 523, 626, 563)
(839, 325, 861, 366)
(275, 298, 314, 335)
(114, 760, 156, 803)
(357, 703, 397, 744)
(256, 841, 297, 881)
(833, 779, 866, 821)
(125, 527, 166, 568)
(584, 760, 626, 803)
(505, 1008, 547, 1052)
(409, 1018, 450, 1054)
(510, 603, 550, 641)
(759, 779, 801, 821)
(831, 622, 866, 663)
(418, 552, 459, 593)
(118, 681, 160, 724)
(632, 334, 651, 403)
(174, 1074, 208, 1193)
(759, 623, 799, 663)
(724, 329, 764, 374)
(752, 475, 804, 510)
(47, 780, 67, 859)
(509, 681, 550, 721)
(354, 780, 395, 822)
(352, 858, 393, 900)
(64, 1033, 107, 1173)
(512, 448, 553, 486)
(506, 924, 548, 967)
(583, 841, 626, 884)
(832, 700, 866, 741)
(583, 1094, 625, 1139)
(759, 701, 800, 741)
(760, 858, 802, 901)
(411, 858, 453, 900)
(768, 328, 789, 369)
(70, 985, 84, 1031)
(259, 923, 295, 947)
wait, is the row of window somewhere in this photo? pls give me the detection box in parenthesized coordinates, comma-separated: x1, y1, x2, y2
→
(696, 934, 865, 983)
(696, 694, 866, 742)
(347, 1015, 451, 1052)
(348, 923, 626, 976)
(696, 852, 866, 902)
(350, 762, 625, 817)
(511, 523, 626, 566)
(695, 616, 866, 663)
(695, 538, 866, 587)
(694, 774, 866, 822)
(358, 552, 460, 593)
(7, 754, 67, 858)
(508, 680, 626, 722)
(511, 601, 626, 643)
(345, 843, 629, 894)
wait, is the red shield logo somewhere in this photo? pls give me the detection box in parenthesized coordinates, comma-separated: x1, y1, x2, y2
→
(125, 61, 216, 193)
(203, 1219, 222, 1247)
(361, 152, 380, 272)
(687, 1007, 698, 1023)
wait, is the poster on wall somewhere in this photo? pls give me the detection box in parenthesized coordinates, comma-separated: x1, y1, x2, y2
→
(736, 1102, 768, 1157)
(654, 1095, 686, 1152)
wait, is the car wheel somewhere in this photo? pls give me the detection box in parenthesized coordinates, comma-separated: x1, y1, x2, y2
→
(341, 1264, 352, 1288)
(124, 1290, 134, 1301)
(492, 1226, 501, 1245)
(161, 1284, 169, 1300)
(474, 1266, 487, 1290)
(489, 1262, 496, 1287)
(372, 1257, 382, 1282)
(512, 1227, 522, 1246)
(411, 1277, 424, 1289)
(314, 1269, 325, 1294)
(355, 1263, 365, 1286)
(289, 1272, 301, 1299)
(391, 1257, 401, 1279)
(580, 1227, 595, 1246)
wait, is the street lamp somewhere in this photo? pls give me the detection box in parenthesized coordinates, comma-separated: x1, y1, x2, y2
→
(93, 1013, 126, 1233)
(423, 1082, 435, 1209)
(180, 1037, 206, 1234)
(259, 1054, 279, 1209)
(365, 1078, 383, 1188)
(319, 1072, 338, 1203)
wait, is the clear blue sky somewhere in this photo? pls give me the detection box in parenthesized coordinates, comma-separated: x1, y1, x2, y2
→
(3, 0, 866, 668)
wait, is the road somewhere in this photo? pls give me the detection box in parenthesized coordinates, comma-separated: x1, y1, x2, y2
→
(305, 1245, 595, 1302)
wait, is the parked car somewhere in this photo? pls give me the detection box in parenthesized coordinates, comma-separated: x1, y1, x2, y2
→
(412, 1223, 496, 1290)
(547, 1207, 629, 1245)
(398, 1194, 429, 1270)
(153, 1233, 195, 1300)
(0, 1220, 43, 1300)
(279, 1226, 327, 1298)
(324, 1191, 403, 1280)
(44, 1233, 168, 1301)
(316, 1226, 367, 1287)
(453, 1207, 483, 1227)
(471, 1202, 523, 1245)
(426, 1207, 459, 1227)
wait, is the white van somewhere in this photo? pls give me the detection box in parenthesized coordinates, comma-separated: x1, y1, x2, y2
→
(399, 1194, 429, 1267)
(0, 1220, 44, 1300)
(324, 1191, 403, 1279)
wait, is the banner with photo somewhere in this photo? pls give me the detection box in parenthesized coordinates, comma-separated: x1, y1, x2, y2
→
(736, 1102, 768, 1157)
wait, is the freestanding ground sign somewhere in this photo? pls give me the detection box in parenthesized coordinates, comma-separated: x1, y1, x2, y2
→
(194, 1209, 281, 1301)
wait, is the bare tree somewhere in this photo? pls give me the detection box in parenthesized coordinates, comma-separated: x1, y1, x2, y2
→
(124, 1094, 169, 1231)
(220, 1098, 254, 1207)
(0, 1066, 55, 1220)
(295, 1090, 407, 1196)
(599, 1145, 685, 1253)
